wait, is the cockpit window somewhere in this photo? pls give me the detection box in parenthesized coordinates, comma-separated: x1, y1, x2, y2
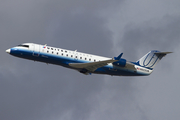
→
(17, 45, 29, 48)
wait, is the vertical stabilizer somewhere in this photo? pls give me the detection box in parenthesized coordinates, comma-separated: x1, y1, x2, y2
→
(136, 50, 172, 69)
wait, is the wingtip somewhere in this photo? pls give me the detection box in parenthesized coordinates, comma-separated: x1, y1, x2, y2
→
(114, 53, 123, 60)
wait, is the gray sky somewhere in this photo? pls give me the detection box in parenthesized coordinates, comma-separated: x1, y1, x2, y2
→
(1, 0, 180, 120)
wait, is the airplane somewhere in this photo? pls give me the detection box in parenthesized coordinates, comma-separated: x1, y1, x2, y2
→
(6, 43, 172, 76)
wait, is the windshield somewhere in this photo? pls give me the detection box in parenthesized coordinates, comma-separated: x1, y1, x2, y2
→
(17, 45, 29, 48)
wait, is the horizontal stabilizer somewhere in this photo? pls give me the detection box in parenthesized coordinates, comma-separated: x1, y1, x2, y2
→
(154, 52, 172, 55)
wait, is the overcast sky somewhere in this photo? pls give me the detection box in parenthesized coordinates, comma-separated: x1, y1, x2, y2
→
(1, 0, 180, 120)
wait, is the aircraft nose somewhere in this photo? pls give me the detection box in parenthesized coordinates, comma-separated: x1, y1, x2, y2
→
(6, 49, 11, 54)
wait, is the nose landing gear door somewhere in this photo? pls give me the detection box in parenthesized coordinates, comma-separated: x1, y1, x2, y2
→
(33, 44, 40, 57)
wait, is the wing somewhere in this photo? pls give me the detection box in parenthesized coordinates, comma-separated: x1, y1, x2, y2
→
(69, 53, 123, 74)
(69, 59, 118, 72)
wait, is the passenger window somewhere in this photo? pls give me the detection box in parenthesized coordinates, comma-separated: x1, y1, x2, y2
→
(51, 48, 53, 50)
(94, 60, 96, 62)
(76, 56, 77, 58)
(71, 55, 73, 57)
(80, 57, 82, 59)
(52, 51, 53, 54)
(57, 52, 58, 55)
(61, 50, 63, 52)
(47, 51, 49, 53)
(58, 49, 59, 51)
(62, 53, 63, 56)
(65, 51, 67, 53)
(47, 47, 50, 49)
(89, 59, 91, 61)
(66, 54, 68, 56)
(85, 58, 87, 60)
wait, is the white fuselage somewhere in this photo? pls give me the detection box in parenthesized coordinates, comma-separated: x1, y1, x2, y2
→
(6, 43, 153, 76)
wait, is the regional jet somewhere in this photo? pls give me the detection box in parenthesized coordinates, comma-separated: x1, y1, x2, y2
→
(6, 43, 172, 76)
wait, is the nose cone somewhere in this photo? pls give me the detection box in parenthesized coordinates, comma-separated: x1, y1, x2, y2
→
(6, 49, 11, 54)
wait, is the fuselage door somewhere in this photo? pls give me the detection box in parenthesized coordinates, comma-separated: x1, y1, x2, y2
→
(33, 44, 40, 57)
(74, 52, 78, 61)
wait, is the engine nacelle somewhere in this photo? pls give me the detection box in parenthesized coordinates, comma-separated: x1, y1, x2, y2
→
(113, 58, 126, 67)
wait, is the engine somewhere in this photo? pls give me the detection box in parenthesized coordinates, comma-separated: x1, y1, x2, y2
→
(113, 58, 126, 67)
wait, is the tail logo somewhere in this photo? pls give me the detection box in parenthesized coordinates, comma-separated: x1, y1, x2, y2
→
(138, 51, 161, 69)
(137, 50, 171, 69)
(142, 52, 159, 67)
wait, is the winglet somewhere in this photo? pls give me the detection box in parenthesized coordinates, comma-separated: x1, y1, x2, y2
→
(114, 53, 123, 60)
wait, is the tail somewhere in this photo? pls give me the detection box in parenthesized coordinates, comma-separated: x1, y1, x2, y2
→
(136, 50, 172, 70)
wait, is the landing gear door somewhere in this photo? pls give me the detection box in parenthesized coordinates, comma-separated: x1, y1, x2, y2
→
(33, 44, 40, 57)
